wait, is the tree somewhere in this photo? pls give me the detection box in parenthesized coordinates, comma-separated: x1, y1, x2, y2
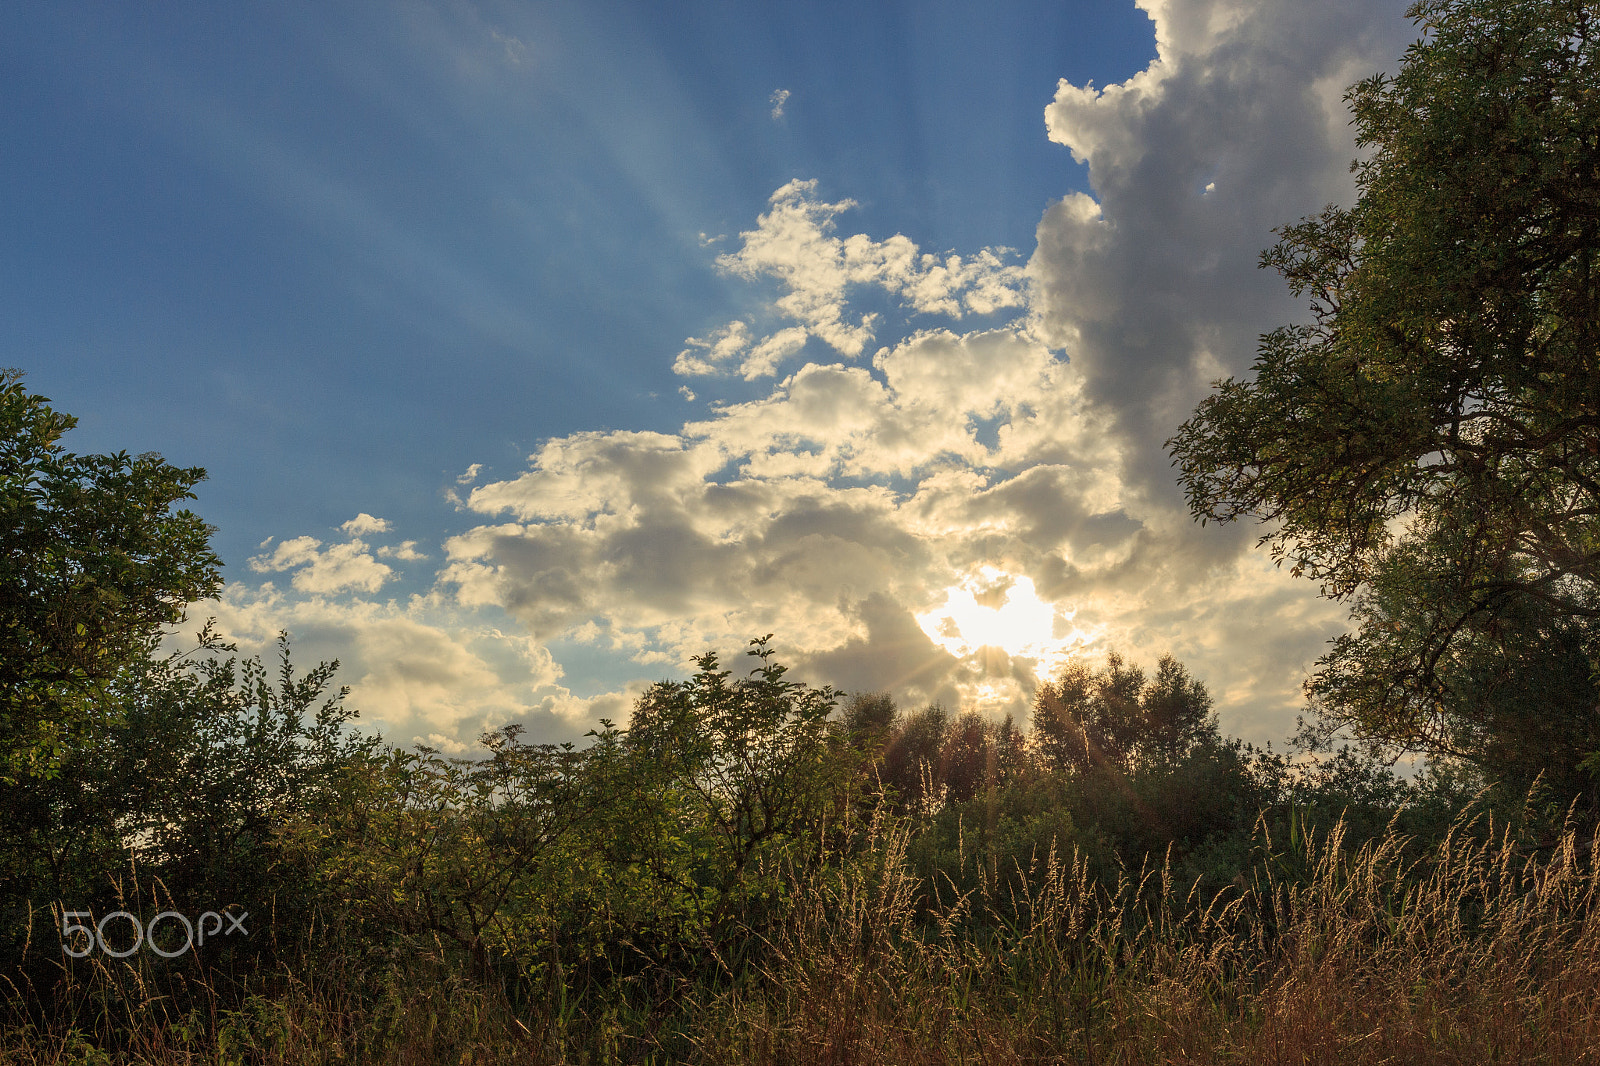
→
(938, 712, 992, 804)
(879, 703, 949, 813)
(1307, 545, 1600, 799)
(1141, 654, 1219, 763)
(604, 637, 852, 938)
(285, 723, 582, 982)
(1032, 652, 1218, 773)
(118, 632, 382, 918)
(0, 629, 381, 973)
(840, 690, 898, 747)
(0, 371, 218, 781)
(1031, 660, 1097, 774)
(1168, 0, 1600, 784)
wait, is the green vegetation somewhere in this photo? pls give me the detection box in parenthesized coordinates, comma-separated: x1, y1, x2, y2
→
(2, 625, 1595, 1064)
(5, 0, 1600, 1060)
(1168, 0, 1600, 802)
(0, 368, 218, 785)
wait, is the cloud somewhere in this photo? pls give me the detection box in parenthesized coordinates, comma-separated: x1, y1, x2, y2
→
(1031, 0, 1410, 502)
(490, 28, 528, 66)
(251, 539, 392, 595)
(378, 541, 427, 561)
(216, 0, 1413, 749)
(426, 0, 1409, 739)
(769, 88, 791, 120)
(342, 513, 392, 536)
(738, 326, 809, 380)
(673, 320, 753, 377)
(246, 515, 437, 594)
(187, 582, 634, 749)
(437, 310, 1345, 733)
(707, 180, 1028, 364)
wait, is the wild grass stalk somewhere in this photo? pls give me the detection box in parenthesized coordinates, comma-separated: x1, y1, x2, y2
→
(701, 809, 1600, 1065)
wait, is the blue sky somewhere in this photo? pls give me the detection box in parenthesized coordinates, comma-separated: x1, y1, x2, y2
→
(6, 0, 1416, 751)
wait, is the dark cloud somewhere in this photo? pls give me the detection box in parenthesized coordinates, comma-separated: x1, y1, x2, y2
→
(1033, 0, 1413, 508)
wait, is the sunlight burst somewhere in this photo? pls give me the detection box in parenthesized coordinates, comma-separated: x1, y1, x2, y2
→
(916, 567, 1098, 679)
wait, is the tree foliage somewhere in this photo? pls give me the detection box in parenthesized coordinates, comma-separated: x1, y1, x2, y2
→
(10, 361, 1559, 1058)
(588, 636, 856, 948)
(285, 724, 583, 980)
(1033, 652, 1217, 774)
(0, 370, 218, 781)
(0, 376, 371, 987)
(1167, 0, 1600, 785)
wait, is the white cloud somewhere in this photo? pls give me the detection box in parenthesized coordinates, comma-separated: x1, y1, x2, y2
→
(769, 88, 791, 120)
(713, 180, 1027, 361)
(245, 515, 436, 595)
(490, 27, 528, 66)
(342, 513, 392, 536)
(378, 541, 427, 561)
(425, 0, 1408, 738)
(673, 320, 753, 377)
(436, 310, 1347, 731)
(1031, 0, 1409, 501)
(249, 535, 324, 573)
(740, 326, 809, 380)
(265, 540, 393, 595)
(190, 583, 621, 746)
(417, 733, 471, 755)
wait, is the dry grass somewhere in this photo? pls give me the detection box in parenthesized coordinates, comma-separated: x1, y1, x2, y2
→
(698, 813, 1600, 1065)
(4, 811, 1598, 1065)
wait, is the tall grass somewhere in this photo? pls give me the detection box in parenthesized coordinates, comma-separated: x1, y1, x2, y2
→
(698, 811, 1600, 1065)
(5, 811, 1598, 1064)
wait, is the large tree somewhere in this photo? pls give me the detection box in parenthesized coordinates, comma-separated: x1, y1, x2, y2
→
(1168, 0, 1600, 789)
(0, 370, 219, 781)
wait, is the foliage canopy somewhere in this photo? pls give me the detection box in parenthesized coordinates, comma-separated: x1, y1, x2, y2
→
(0, 371, 219, 781)
(1168, 0, 1600, 783)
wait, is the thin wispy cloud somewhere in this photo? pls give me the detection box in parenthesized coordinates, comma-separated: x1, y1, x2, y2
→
(769, 88, 791, 119)
(490, 28, 528, 66)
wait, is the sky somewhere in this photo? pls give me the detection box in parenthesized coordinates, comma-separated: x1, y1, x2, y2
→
(6, 0, 1419, 753)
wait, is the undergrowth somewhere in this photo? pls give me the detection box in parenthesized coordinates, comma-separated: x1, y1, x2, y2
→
(4, 808, 1597, 1065)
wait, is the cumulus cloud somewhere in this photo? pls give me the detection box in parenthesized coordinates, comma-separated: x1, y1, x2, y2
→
(216, 0, 1415, 749)
(342, 513, 392, 536)
(769, 88, 790, 120)
(190, 581, 633, 747)
(429, 0, 1411, 740)
(692, 180, 1029, 370)
(1032, 0, 1410, 501)
(248, 535, 393, 595)
(673, 320, 753, 377)
(438, 311, 1333, 734)
(246, 515, 436, 594)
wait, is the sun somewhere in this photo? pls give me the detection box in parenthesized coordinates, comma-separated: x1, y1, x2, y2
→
(915, 567, 1097, 673)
